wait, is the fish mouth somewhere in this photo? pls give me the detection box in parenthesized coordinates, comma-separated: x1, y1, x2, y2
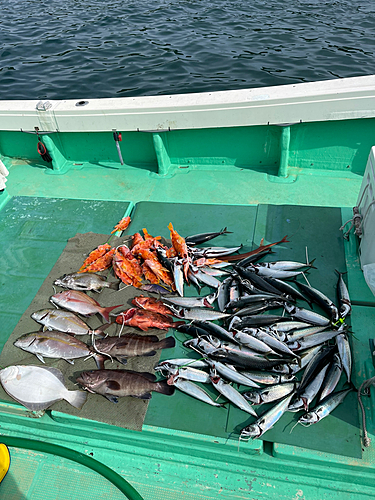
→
(76, 373, 97, 392)
(119, 309, 136, 321)
(240, 424, 260, 439)
(76, 375, 89, 389)
(31, 311, 49, 321)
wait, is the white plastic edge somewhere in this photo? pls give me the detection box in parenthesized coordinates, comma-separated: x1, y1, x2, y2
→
(358, 146, 375, 269)
(0, 75, 375, 133)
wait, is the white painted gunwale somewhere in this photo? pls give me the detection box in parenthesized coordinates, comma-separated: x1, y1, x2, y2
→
(0, 75, 375, 133)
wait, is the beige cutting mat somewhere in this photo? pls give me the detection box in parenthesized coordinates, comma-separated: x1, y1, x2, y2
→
(0, 232, 173, 431)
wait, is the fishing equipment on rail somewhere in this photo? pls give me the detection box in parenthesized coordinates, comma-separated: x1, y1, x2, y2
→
(36, 129, 53, 163)
(113, 129, 124, 165)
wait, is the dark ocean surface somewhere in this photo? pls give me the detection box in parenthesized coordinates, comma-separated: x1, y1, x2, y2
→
(1, 0, 375, 100)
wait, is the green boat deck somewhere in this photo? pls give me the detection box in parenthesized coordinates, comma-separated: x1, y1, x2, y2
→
(1, 96, 375, 497)
(0, 193, 375, 499)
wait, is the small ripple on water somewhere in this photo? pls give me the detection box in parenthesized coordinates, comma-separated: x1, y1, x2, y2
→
(0, 0, 375, 100)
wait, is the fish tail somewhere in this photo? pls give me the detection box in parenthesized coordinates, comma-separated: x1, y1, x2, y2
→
(155, 379, 175, 396)
(221, 227, 233, 235)
(107, 281, 120, 290)
(93, 323, 112, 336)
(93, 353, 106, 369)
(173, 320, 186, 328)
(335, 269, 347, 276)
(158, 336, 176, 350)
(281, 235, 289, 243)
(65, 389, 88, 409)
(308, 258, 317, 269)
(100, 304, 123, 322)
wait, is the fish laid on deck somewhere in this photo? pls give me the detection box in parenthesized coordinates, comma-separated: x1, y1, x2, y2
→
(54, 272, 119, 292)
(13, 331, 93, 365)
(31, 309, 108, 336)
(50, 290, 122, 322)
(0, 365, 87, 411)
(116, 308, 184, 331)
(14, 220, 354, 443)
(76, 369, 175, 402)
(93, 334, 175, 367)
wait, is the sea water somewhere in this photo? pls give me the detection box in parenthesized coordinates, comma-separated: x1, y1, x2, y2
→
(1, 0, 374, 100)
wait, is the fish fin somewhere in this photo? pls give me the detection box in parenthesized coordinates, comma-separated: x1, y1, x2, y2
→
(36, 353, 45, 364)
(107, 281, 120, 290)
(139, 372, 157, 382)
(107, 380, 122, 391)
(302, 397, 309, 412)
(147, 335, 160, 343)
(143, 351, 157, 357)
(155, 379, 175, 396)
(42, 325, 48, 332)
(115, 356, 128, 365)
(37, 366, 65, 384)
(135, 393, 152, 400)
(308, 258, 317, 269)
(173, 321, 186, 328)
(105, 395, 119, 404)
(94, 354, 106, 369)
(335, 269, 348, 276)
(65, 359, 74, 365)
(137, 324, 150, 332)
(64, 390, 88, 409)
(94, 323, 112, 336)
(100, 304, 123, 322)
(16, 398, 61, 412)
(158, 336, 176, 350)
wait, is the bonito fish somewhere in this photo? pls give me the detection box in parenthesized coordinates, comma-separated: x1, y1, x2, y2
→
(0, 365, 87, 411)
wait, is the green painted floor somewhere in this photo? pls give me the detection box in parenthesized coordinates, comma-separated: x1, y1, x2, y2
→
(0, 197, 131, 351)
(1, 195, 375, 498)
(3, 160, 362, 209)
(1, 447, 126, 500)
